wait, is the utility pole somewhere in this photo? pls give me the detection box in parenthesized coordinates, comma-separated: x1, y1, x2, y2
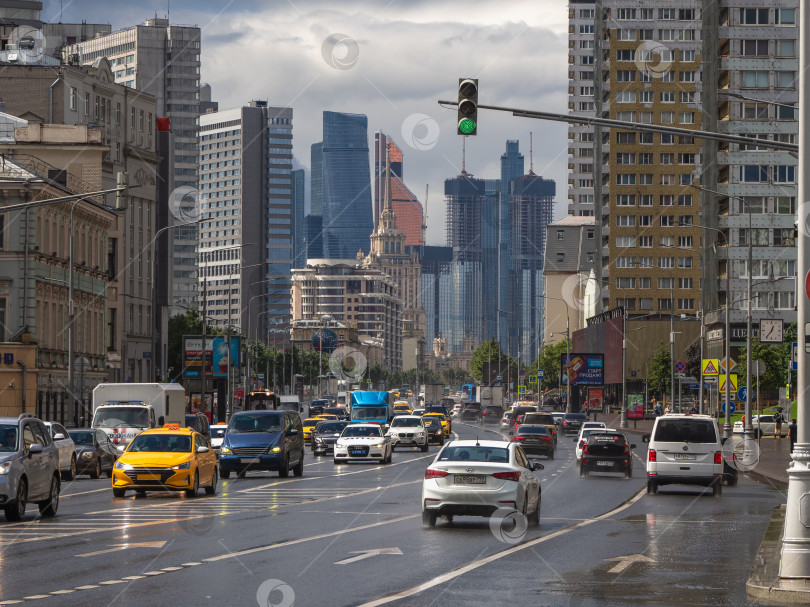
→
(620, 307, 627, 428)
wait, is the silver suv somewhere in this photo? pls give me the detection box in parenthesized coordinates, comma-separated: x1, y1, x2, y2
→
(0, 414, 61, 521)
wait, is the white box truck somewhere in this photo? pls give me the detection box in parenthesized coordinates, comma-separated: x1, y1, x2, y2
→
(91, 383, 186, 451)
(422, 384, 445, 406)
(476, 385, 505, 407)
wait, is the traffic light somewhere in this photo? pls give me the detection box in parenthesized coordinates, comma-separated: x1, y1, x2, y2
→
(457, 78, 478, 136)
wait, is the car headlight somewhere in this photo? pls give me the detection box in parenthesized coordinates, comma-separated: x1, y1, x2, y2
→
(271, 446, 282, 453)
(221, 446, 231, 454)
(81, 451, 94, 459)
(114, 461, 133, 470)
(372, 442, 385, 448)
(415, 432, 424, 437)
(171, 462, 191, 470)
(0, 461, 11, 475)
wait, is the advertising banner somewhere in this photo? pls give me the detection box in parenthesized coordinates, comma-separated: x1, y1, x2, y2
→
(183, 336, 241, 379)
(561, 353, 605, 386)
(585, 388, 603, 413)
(626, 393, 645, 419)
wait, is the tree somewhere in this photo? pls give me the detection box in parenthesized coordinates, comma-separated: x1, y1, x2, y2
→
(736, 337, 790, 393)
(537, 340, 569, 391)
(167, 310, 222, 380)
(648, 341, 671, 402)
(685, 338, 701, 381)
(469, 338, 510, 382)
(442, 367, 473, 387)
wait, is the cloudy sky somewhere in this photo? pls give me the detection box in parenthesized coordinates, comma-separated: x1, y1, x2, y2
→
(49, 0, 570, 245)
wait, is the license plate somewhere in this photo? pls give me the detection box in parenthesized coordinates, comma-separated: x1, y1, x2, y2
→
(454, 475, 485, 484)
(524, 438, 539, 443)
(241, 458, 261, 464)
(674, 454, 696, 461)
(597, 461, 613, 467)
(350, 450, 366, 456)
(137, 474, 160, 480)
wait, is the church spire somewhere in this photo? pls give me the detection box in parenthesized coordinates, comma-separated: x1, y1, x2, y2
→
(378, 141, 397, 233)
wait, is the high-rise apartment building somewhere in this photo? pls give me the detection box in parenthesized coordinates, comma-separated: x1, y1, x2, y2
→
(313, 111, 374, 259)
(198, 101, 293, 339)
(67, 18, 202, 315)
(373, 132, 424, 247)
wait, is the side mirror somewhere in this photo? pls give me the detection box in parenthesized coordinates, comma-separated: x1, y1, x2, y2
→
(29, 443, 43, 456)
(196, 446, 210, 453)
(287, 428, 299, 436)
(53, 433, 66, 440)
(642, 434, 650, 443)
(158, 416, 165, 426)
(630, 444, 637, 449)
(531, 463, 544, 471)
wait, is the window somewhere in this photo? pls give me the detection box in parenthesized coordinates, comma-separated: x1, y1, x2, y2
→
(680, 91, 696, 104)
(739, 165, 768, 183)
(69, 87, 77, 110)
(618, 29, 636, 41)
(678, 257, 693, 268)
(778, 104, 796, 120)
(660, 174, 675, 186)
(640, 298, 653, 310)
(556, 253, 565, 263)
(580, 55, 594, 65)
(659, 8, 676, 19)
(743, 71, 769, 88)
(617, 111, 636, 122)
(679, 71, 696, 83)
(616, 8, 637, 20)
(616, 174, 636, 185)
(639, 278, 651, 289)
(742, 40, 769, 56)
(579, 41, 594, 50)
(616, 49, 636, 61)
(579, 24, 594, 34)
(659, 277, 674, 289)
(678, 299, 695, 310)
(776, 197, 795, 215)
(660, 215, 674, 227)
(660, 91, 675, 103)
(660, 71, 674, 83)
(556, 230, 564, 240)
(640, 9, 653, 20)
(587, 230, 594, 239)
(677, 153, 695, 165)
(678, 135, 695, 145)
(639, 195, 653, 206)
(617, 236, 636, 248)
(739, 228, 769, 246)
(616, 153, 636, 165)
(638, 256, 653, 268)
(679, 9, 695, 20)
(740, 8, 769, 25)
(775, 165, 795, 183)
(660, 236, 674, 247)
(778, 40, 795, 57)
(776, 9, 795, 24)
(680, 49, 695, 61)
(616, 91, 636, 103)
(638, 215, 653, 227)
(617, 70, 636, 82)
(678, 195, 693, 206)
(639, 235, 653, 247)
(659, 298, 673, 310)
(84, 92, 90, 115)
(660, 195, 674, 206)
(777, 71, 796, 89)
(616, 215, 636, 227)
(617, 277, 636, 288)
(678, 217, 694, 229)
(639, 174, 653, 185)
(639, 132, 653, 144)
(580, 86, 594, 96)
(640, 91, 654, 103)
(639, 153, 653, 165)
(660, 134, 674, 145)
(616, 132, 636, 144)
(616, 256, 635, 268)
(679, 112, 695, 124)
(660, 153, 674, 165)
(130, 107, 136, 130)
(679, 278, 693, 289)
(743, 102, 768, 120)
(660, 111, 675, 124)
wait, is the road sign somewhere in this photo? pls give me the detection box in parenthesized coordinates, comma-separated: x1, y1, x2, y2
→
(722, 402, 736, 415)
(702, 359, 719, 376)
(682, 376, 698, 383)
(258, 373, 265, 381)
(675, 360, 686, 373)
(518, 385, 526, 394)
(538, 370, 545, 379)
(496, 374, 503, 381)
(528, 375, 537, 384)
(752, 360, 766, 377)
(719, 357, 737, 373)
(793, 342, 798, 371)
(675, 372, 686, 379)
(704, 376, 718, 383)
(719, 373, 738, 393)
(738, 386, 747, 402)
(519, 369, 526, 377)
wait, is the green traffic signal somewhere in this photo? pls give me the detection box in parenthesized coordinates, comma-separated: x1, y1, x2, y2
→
(458, 117, 476, 135)
(457, 77, 478, 136)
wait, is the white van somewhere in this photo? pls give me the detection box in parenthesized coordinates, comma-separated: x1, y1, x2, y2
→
(642, 414, 723, 496)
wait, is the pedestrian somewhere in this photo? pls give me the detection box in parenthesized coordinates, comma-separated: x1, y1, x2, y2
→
(664, 404, 671, 415)
(654, 400, 662, 417)
(774, 411, 784, 437)
(789, 418, 798, 454)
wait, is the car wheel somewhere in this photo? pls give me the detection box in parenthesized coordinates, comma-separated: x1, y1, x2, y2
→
(755, 429, 762, 439)
(185, 470, 199, 497)
(293, 453, 304, 477)
(112, 488, 126, 498)
(420, 442, 429, 452)
(712, 479, 722, 497)
(527, 493, 540, 526)
(422, 510, 437, 528)
(580, 465, 588, 477)
(439, 437, 445, 446)
(220, 469, 231, 479)
(333, 458, 341, 465)
(63, 456, 76, 481)
(548, 450, 554, 460)
(278, 455, 290, 478)
(726, 472, 738, 487)
(38, 476, 60, 517)
(647, 479, 658, 494)
(105, 468, 113, 479)
(89, 459, 101, 479)
(4, 479, 27, 521)
(205, 467, 218, 495)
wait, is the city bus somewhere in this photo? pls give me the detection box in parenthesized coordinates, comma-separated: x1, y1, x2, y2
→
(245, 390, 281, 411)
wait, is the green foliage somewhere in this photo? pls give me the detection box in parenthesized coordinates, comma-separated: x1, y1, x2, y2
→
(736, 336, 791, 392)
(441, 367, 472, 387)
(167, 310, 222, 380)
(648, 341, 672, 398)
(470, 338, 511, 382)
(537, 340, 569, 391)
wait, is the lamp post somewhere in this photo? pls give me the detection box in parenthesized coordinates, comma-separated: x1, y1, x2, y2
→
(538, 295, 571, 414)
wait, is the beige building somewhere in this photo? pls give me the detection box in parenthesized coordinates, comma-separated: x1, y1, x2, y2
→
(291, 260, 403, 369)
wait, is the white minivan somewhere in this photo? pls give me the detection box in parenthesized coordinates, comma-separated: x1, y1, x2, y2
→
(642, 414, 723, 496)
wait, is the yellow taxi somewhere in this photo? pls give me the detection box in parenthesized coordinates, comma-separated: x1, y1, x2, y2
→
(422, 412, 450, 437)
(111, 424, 217, 498)
(393, 402, 412, 415)
(302, 417, 329, 443)
(407, 390, 413, 397)
(318, 414, 339, 421)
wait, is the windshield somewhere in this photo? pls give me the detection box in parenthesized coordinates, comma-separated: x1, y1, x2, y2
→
(303, 418, 323, 427)
(423, 419, 441, 429)
(93, 407, 150, 428)
(0, 424, 18, 452)
(654, 419, 717, 443)
(318, 422, 349, 434)
(439, 446, 509, 463)
(211, 427, 227, 438)
(128, 434, 191, 453)
(351, 407, 388, 420)
(228, 413, 284, 433)
(342, 425, 382, 438)
(68, 431, 96, 446)
(516, 426, 549, 435)
(323, 408, 343, 415)
(582, 429, 609, 439)
(391, 418, 422, 428)
(565, 414, 587, 421)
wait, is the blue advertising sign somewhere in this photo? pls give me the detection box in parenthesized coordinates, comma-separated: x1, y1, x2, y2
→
(183, 336, 241, 379)
(560, 353, 605, 386)
(793, 342, 798, 371)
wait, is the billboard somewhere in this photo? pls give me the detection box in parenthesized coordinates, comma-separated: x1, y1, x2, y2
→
(585, 387, 603, 413)
(561, 353, 604, 386)
(626, 393, 645, 419)
(183, 336, 241, 379)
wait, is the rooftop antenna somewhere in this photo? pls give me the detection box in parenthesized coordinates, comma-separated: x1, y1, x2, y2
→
(529, 132, 536, 176)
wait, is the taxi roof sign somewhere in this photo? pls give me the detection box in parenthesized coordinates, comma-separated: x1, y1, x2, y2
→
(701, 359, 719, 376)
(163, 423, 181, 430)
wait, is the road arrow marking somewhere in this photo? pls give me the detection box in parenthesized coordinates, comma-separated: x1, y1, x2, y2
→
(78, 541, 167, 558)
(335, 547, 402, 565)
(606, 553, 654, 574)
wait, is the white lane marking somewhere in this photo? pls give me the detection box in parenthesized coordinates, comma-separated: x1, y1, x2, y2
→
(61, 487, 110, 499)
(74, 585, 100, 590)
(357, 488, 648, 607)
(606, 553, 654, 574)
(335, 547, 402, 565)
(205, 514, 418, 562)
(77, 540, 167, 558)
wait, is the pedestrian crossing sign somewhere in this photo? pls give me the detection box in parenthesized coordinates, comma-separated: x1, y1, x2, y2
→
(701, 358, 719, 376)
(518, 385, 526, 394)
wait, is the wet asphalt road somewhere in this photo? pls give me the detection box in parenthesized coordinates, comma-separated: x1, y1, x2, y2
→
(0, 420, 783, 606)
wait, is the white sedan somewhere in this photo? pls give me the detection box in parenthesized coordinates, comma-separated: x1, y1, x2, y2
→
(209, 424, 228, 455)
(334, 423, 392, 464)
(421, 439, 543, 527)
(574, 427, 616, 461)
(386, 416, 429, 452)
(732, 415, 787, 438)
(44, 421, 77, 481)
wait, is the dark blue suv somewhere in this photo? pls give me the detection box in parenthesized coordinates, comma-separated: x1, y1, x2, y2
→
(219, 411, 304, 479)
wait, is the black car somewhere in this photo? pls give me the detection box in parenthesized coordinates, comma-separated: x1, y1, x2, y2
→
(68, 428, 119, 479)
(311, 420, 350, 455)
(460, 402, 483, 423)
(322, 407, 348, 421)
(580, 432, 635, 478)
(481, 405, 503, 425)
(511, 425, 554, 458)
(562, 413, 587, 435)
(309, 399, 330, 417)
(422, 417, 445, 445)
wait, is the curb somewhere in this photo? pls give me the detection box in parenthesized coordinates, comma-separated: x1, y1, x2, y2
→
(747, 504, 810, 605)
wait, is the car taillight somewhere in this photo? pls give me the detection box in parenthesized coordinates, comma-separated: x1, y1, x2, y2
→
(425, 468, 449, 479)
(512, 436, 525, 441)
(648, 448, 657, 462)
(623, 445, 630, 455)
(540, 437, 551, 441)
(492, 471, 521, 482)
(714, 451, 722, 464)
(579, 440, 585, 448)
(583, 444, 589, 455)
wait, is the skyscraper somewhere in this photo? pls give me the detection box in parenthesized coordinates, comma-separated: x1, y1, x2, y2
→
(374, 132, 424, 246)
(317, 111, 374, 258)
(291, 168, 306, 269)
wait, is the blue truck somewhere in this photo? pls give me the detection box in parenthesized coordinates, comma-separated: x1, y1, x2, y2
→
(350, 391, 393, 425)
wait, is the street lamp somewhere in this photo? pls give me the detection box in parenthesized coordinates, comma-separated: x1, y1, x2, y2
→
(540, 294, 571, 414)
